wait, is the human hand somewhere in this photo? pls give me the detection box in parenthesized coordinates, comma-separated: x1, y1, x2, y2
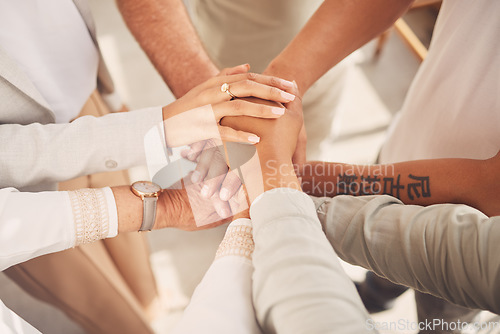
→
(181, 139, 245, 218)
(161, 64, 297, 147)
(217, 83, 304, 200)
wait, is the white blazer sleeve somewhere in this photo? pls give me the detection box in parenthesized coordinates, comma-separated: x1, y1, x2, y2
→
(0, 107, 162, 189)
(0, 187, 117, 271)
(250, 188, 374, 334)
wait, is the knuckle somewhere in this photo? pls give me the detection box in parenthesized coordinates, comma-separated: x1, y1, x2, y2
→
(270, 86, 279, 96)
(270, 77, 279, 87)
(258, 104, 268, 115)
(246, 72, 257, 80)
(244, 79, 254, 88)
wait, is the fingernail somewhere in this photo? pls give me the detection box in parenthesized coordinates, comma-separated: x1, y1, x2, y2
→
(272, 107, 286, 115)
(281, 91, 296, 101)
(201, 185, 210, 198)
(292, 80, 298, 88)
(188, 151, 196, 160)
(248, 135, 260, 144)
(191, 170, 201, 183)
(281, 79, 294, 88)
(220, 188, 230, 201)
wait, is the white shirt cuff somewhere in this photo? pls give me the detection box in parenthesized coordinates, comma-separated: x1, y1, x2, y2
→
(102, 187, 118, 238)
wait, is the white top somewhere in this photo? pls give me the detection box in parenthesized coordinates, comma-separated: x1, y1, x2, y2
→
(380, 0, 500, 162)
(0, 0, 99, 123)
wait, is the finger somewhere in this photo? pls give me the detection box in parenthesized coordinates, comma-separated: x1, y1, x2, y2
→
(228, 186, 249, 215)
(213, 99, 286, 120)
(199, 146, 230, 197)
(201, 174, 225, 199)
(200, 151, 229, 198)
(191, 146, 216, 184)
(219, 171, 242, 201)
(225, 80, 296, 104)
(218, 126, 260, 144)
(181, 141, 207, 162)
(218, 64, 250, 76)
(210, 193, 232, 218)
(213, 72, 296, 93)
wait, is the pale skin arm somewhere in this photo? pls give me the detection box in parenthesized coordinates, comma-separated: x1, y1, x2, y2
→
(298, 153, 500, 217)
(116, 0, 218, 98)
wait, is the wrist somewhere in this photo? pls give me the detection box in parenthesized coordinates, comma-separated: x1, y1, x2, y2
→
(261, 158, 301, 193)
(113, 186, 144, 234)
(264, 61, 306, 98)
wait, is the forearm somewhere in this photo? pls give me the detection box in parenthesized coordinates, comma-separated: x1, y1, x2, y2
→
(264, 0, 413, 95)
(317, 195, 500, 314)
(300, 156, 499, 216)
(117, 0, 218, 97)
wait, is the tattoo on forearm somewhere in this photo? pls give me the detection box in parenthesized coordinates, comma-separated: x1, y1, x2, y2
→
(336, 173, 431, 200)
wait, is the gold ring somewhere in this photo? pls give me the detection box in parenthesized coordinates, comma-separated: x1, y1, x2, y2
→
(221, 83, 236, 99)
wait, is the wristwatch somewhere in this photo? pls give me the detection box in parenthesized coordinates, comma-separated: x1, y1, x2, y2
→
(131, 181, 162, 231)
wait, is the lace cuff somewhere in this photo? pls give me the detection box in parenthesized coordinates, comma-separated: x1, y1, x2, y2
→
(68, 188, 110, 246)
(215, 219, 254, 261)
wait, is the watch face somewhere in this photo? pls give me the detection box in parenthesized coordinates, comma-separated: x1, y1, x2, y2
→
(132, 181, 161, 194)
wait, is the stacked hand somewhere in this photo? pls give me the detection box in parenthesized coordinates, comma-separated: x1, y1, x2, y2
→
(153, 65, 301, 225)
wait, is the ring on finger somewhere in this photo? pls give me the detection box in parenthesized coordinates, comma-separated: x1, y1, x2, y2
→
(221, 83, 237, 100)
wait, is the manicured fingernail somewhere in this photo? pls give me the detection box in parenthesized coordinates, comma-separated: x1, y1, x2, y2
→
(201, 185, 210, 198)
(191, 170, 201, 183)
(281, 91, 296, 101)
(272, 107, 286, 115)
(248, 135, 260, 144)
(292, 80, 298, 88)
(281, 79, 294, 88)
(188, 150, 196, 160)
(220, 188, 230, 201)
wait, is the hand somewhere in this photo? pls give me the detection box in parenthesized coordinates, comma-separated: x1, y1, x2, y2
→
(161, 64, 297, 147)
(182, 139, 245, 218)
(218, 83, 304, 200)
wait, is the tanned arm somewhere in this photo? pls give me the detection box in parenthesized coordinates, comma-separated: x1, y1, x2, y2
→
(264, 0, 414, 96)
(117, 0, 218, 98)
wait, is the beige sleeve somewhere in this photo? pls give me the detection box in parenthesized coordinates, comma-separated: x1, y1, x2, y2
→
(312, 194, 500, 314)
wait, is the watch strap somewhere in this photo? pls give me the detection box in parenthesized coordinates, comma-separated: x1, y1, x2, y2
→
(139, 196, 157, 231)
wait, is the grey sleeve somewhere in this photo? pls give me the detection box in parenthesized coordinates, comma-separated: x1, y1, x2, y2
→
(312, 194, 500, 314)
